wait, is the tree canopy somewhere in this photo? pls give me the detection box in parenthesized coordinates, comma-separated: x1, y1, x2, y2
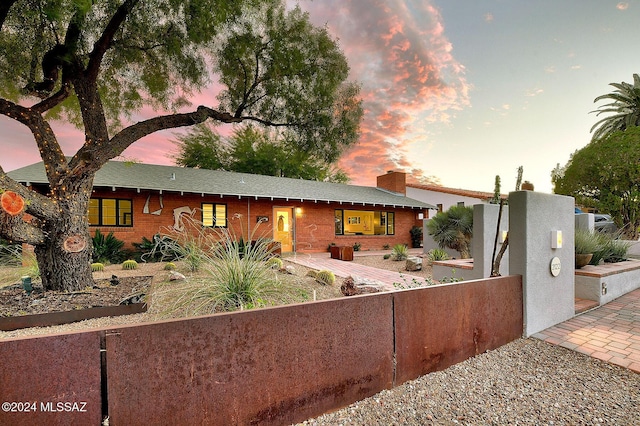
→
(590, 73, 640, 141)
(174, 124, 350, 183)
(553, 127, 640, 239)
(0, 0, 362, 291)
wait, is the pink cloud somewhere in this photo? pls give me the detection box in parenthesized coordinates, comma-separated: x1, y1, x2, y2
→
(299, 0, 470, 185)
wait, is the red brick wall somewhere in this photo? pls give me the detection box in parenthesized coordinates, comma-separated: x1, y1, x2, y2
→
(91, 189, 422, 253)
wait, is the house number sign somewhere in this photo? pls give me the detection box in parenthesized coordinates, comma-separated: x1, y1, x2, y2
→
(550, 257, 561, 277)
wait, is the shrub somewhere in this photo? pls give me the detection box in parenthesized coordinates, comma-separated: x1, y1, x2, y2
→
(315, 270, 336, 285)
(382, 244, 390, 250)
(409, 226, 423, 248)
(163, 262, 177, 271)
(604, 238, 631, 263)
(427, 248, 450, 264)
(91, 262, 105, 272)
(122, 259, 138, 270)
(426, 205, 473, 258)
(0, 239, 22, 267)
(383, 253, 391, 260)
(92, 230, 125, 264)
(352, 242, 361, 251)
(133, 234, 182, 262)
(391, 244, 409, 261)
(575, 229, 600, 255)
(266, 257, 283, 269)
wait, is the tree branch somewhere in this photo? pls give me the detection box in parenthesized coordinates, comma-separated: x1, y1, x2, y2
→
(0, 99, 68, 185)
(86, 0, 139, 81)
(0, 213, 46, 245)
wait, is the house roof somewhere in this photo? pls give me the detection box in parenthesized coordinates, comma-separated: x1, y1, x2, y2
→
(407, 182, 508, 201)
(9, 161, 435, 209)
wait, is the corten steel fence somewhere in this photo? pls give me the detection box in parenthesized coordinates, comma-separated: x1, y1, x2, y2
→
(0, 275, 522, 426)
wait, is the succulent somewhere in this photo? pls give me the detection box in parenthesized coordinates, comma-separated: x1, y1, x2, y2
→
(163, 262, 177, 271)
(315, 270, 336, 286)
(91, 262, 105, 272)
(122, 259, 138, 270)
(266, 257, 284, 270)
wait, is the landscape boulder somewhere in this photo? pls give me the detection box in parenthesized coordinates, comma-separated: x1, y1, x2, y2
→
(406, 256, 422, 271)
(341, 275, 387, 296)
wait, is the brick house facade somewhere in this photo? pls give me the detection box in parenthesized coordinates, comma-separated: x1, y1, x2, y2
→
(9, 162, 434, 253)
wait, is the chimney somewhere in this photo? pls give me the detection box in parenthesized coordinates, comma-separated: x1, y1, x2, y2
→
(376, 170, 406, 195)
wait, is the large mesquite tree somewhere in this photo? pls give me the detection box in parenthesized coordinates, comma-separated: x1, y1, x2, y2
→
(0, 0, 362, 291)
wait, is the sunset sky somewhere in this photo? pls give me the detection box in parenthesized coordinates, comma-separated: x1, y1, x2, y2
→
(3, 1, 640, 194)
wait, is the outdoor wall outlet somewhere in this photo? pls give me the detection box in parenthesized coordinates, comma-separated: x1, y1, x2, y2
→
(602, 282, 607, 295)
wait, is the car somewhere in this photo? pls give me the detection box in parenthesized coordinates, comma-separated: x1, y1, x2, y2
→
(594, 213, 617, 234)
(575, 207, 618, 233)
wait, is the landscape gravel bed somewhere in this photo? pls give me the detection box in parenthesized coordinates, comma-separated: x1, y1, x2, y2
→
(298, 338, 639, 425)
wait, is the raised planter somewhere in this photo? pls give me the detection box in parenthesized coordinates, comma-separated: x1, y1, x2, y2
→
(431, 259, 474, 281)
(574, 259, 640, 306)
(330, 245, 354, 261)
(0, 303, 147, 332)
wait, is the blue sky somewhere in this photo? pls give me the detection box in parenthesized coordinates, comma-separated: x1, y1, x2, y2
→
(297, 0, 640, 193)
(3, 1, 640, 195)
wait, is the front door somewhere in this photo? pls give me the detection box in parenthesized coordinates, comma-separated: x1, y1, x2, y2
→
(273, 208, 294, 252)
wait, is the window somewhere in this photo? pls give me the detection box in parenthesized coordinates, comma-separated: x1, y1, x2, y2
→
(202, 203, 227, 227)
(88, 198, 132, 226)
(457, 202, 465, 207)
(334, 209, 394, 235)
(437, 203, 443, 212)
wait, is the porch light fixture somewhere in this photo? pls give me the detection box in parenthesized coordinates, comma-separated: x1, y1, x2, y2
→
(551, 230, 562, 249)
(295, 207, 302, 215)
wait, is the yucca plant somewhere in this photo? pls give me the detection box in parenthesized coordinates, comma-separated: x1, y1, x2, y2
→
(426, 205, 473, 258)
(92, 229, 126, 264)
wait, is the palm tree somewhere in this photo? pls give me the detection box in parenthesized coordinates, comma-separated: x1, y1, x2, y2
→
(590, 73, 640, 141)
(426, 205, 474, 259)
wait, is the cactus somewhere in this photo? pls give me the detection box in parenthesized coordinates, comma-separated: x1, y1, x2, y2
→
(306, 270, 318, 278)
(163, 262, 177, 271)
(91, 262, 105, 272)
(122, 259, 138, 270)
(266, 257, 283, 270)
(315, 270, 336, 286)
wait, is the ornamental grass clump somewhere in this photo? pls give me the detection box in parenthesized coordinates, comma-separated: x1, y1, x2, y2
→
(427, 248, 450, 264)
(153, 214, 293, 317)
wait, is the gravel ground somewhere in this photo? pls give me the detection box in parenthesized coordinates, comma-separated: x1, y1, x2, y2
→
(298, 338, 639, 426)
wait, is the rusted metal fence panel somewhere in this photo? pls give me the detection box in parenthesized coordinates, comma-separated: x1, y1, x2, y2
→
(394, 275, 523, 384)
(0, 332, 103, 426)
(105, 294, 395, 426)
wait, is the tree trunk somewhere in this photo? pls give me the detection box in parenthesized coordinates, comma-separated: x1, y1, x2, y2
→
(35, 182, 94, 292)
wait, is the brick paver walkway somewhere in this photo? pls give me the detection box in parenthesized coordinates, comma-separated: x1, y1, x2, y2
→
(288, 251, 640, 374)
(533, 288, 640, 373)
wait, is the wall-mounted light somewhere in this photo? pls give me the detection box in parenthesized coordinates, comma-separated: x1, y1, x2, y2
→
(295, 207, 302, 215)
(551, 230, 563, 249)
(499, 230, 508, 243)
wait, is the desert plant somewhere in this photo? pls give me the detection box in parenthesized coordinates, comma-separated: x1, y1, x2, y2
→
(575, 229, 600, 255)
(153, 215, 291, 317)
(352, 242, 361, 251)
(427, 248, 450, 264)
(409, 226, 423, 248)
(0, 239, 22, 267)
(91, 262, 105, 272)
(391, 244, 409, 261)
(382, 244, 390, 250)
(427, 205, 473, 258)
(122, 259, 138, 270)
(383, 253, 391, 260)
(306, 270, 318, 278)
(92, 230, 126, 264)
(134, 234, 182, 262)
(163, 262, 177, 271)
(315, 270, 336, 285)
(603, 238, 631, 263)
(266, 257, 284, 270)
